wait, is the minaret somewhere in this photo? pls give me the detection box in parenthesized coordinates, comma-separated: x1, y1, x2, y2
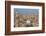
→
(16, 12, 19, 17)
(31, 13, 35, 27)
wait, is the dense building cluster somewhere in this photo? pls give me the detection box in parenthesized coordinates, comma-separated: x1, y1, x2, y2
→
(14, 12, 39, 27)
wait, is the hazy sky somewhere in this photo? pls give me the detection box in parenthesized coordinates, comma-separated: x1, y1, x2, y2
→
(14, 8, 39, 15)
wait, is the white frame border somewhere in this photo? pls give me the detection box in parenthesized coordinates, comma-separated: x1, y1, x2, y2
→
(11, 5, 42, 31)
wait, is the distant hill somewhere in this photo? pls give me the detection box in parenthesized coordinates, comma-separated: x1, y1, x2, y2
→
(14, 8, 39, 16)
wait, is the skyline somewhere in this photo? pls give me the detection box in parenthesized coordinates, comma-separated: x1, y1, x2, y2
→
(14, 8, 39, 16)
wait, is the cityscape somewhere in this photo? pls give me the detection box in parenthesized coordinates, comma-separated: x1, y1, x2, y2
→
(14, 12, 39, 27)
